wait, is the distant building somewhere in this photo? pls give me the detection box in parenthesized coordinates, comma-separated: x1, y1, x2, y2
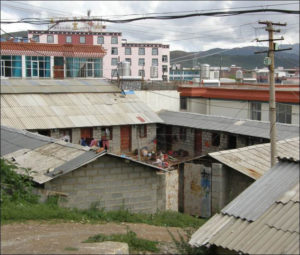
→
(178, 84, 300, 124)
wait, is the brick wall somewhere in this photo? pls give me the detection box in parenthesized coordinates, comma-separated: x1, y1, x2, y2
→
(44, 154, 176, 213)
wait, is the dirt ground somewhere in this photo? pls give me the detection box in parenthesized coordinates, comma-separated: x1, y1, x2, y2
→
(1, 221, 187, 254)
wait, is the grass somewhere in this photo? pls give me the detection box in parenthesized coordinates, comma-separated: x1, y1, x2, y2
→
(83, 228, 159, 253)
(64, 247, 79, 251)
(1, 199, 207, 228)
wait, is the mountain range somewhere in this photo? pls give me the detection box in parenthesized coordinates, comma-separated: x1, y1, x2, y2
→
(170, 44, 299, 69)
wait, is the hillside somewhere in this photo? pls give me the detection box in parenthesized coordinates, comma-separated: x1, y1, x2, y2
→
(170, 44, 299, 69)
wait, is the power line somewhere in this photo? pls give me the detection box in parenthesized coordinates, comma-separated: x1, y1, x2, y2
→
(1, 9, 299, 25)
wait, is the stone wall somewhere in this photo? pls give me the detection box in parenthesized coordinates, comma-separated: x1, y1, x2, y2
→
(44, 154, 176, 213)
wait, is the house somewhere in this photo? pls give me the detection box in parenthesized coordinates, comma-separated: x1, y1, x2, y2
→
(1, 125, 178, 212)
(178, 84, 300, 124)
(178, 137, 299, 217)
(1, 79, 163, 154)
(189, 157, 299, 255)
(26, 22, 170, 81)
(0, 41, 106, 79)
(157, 110, 299, 158)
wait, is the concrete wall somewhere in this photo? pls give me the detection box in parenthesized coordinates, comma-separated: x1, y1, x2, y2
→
(186, 98, 299, 125)
(45, 124, 157, 154)
(134, 90, 180, 112)
(45, 155, 178, 213)
(211, 163, 254, 214)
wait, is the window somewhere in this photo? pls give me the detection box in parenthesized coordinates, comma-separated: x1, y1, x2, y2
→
(162, 55, 168, 62)
(152, 48, 158, 55)
(228, 135, 237, 149)
(32, 35, 39, 42)
(101, 127, 113, 140)
(180, 97, 187, 110)
(250, 102, 262, 121)
(152, 58, 158, 66)
(125, 58, 131, 65)
(138, 58, 145, 66)
(111, 36, 118, 44)
(179, 127, 187, 141)
(97, 36, 104, 44)
(125, 47, 131, 55)
(79, 36, 86, 44)
(162, 65, 168, 73)
(0, 55, 22, 77)
(25, 56, 51, 78)
(138, 47, 145, 55)
(111, 47, 118, 55)
(138, 69, 145, 77)
(47, 35, 54, 43)
(111, 69, 118, 77)
(212, 133, 220, 146)
(276, 103, 292, 124)
(66, 36, 72, 43)
(111, 58, 118, 66)
(138, 125, 147, 138)
(66, 58, 103, 78)
(162, 75, 168, 81)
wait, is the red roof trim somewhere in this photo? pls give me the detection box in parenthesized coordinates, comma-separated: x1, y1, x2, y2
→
(178, 87, 300, 103)
(0, 41, 106, 57)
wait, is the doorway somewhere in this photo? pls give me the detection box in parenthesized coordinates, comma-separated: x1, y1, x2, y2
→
(120, 126, 132, 152)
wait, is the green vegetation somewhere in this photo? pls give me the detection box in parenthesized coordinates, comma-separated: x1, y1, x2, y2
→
(84, 228, 159, 253)
(168, 229, 216, 255)
(64, 247, 78, 251)
(1, 159, 206, 229)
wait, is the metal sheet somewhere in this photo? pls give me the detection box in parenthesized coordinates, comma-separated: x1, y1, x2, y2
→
(1, 93, 163, 129)
(158, 110, 299, 140)
(209, 137, 299, 180)
(221, 161, 299, 221)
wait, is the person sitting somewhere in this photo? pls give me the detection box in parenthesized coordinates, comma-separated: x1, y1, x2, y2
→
(80, 137, 87, 146)
(90, 138, 98, 147)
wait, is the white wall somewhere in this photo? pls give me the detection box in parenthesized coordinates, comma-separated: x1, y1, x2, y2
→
(134, 90, 179, 112)
(186, 97, 299, 125)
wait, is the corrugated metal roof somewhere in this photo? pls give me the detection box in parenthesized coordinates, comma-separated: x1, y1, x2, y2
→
(1, 125, 167, 184)
(221, 161, 299, 221)
(1, 93, 163, 129)
(190, 161, 300, 255)
(209, 137, 299, 180)
(1, 79, 119, 93)
(158, 110, 299, 140)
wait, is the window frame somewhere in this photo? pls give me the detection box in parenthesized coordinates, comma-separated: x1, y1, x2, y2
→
(162, 55, 168, 62)
(250, 102, 262, 121)
(212, 133, 220, 146)
(111, 58, 118, 66)
(152, 58, 158, 66)
(138, 125, 147, 138)
(97, 36, 104, 44)
(138, 58, 145, 66)
(138, 47, 145, 55)
(125, 47, 131, 55)
(111, 47, 118, 55)
(32, 35, 40, 42)
(66, 35, 72, 43)
(79, 36, 86, 44)
(47, 35, 54, 43)
(152, 48, 158, 55)
(180, 97, 187, 110)
(111, 36, 118, 44)
(138, 69, 145, 77)
(276, 103, 292, 124)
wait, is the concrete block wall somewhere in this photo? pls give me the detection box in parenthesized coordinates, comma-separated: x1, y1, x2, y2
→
(201, 131, 228, 155)
(131, 124, 157, 153)
(164, 169, 179, 211)
(169, 126, 195, 157)
(211, 163, 228, 214)
(44, 155, 169, 213)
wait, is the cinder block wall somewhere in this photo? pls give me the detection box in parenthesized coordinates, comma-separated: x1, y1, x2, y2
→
(201, 131, 228, 155)
(44, 155, 170, 213)
(131, 124, 157, 153)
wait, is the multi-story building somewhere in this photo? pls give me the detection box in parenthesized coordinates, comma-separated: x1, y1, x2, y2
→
(26, 21, 170, 81)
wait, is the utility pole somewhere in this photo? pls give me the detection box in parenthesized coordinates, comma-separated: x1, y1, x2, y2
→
(255, 21, 291, 167)
(219, 56, 222, 81)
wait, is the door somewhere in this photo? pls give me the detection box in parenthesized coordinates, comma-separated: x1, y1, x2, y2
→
(54, 57, 64, 79)
(87, 62, 94, 77)
(32, 60, 39, 77)
(194, 129, 202, 156)
(80, 128, 93, 145)
(120, 125, 131, 152)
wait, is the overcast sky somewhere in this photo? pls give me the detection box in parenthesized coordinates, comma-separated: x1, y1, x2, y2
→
(1, 1, 299, 51)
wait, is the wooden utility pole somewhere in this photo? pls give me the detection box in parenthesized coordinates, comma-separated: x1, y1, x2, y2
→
(255, 21, 291, 167)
